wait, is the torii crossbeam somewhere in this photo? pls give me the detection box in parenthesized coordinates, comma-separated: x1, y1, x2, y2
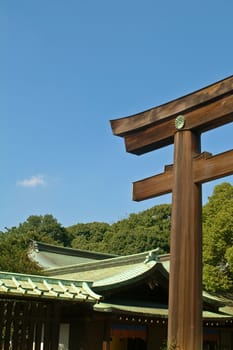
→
(110, 76, 233, 350)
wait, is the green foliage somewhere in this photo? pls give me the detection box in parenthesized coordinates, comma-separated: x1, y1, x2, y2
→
(202, 182, 233, 293)
(0, 228, 41, 274)
(0, 215, 70, 274)
(0, 182, 232, 295)
(19, 214, 72, 246)
(68, 222, 111, 252)
(69, 204, 171, 255)
(225, 246, 233, 274)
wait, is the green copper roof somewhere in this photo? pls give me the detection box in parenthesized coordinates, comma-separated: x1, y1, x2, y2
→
(0, 272, 101, 302)
(47, 249, 169, 281)
(29, 241, 117, 269)
(1, 244, 233, 323)
(94, 301, 168, 317)
(93, 260, 166, 291)
(93, 260, 156, 289)
(93, 301, 233, 321)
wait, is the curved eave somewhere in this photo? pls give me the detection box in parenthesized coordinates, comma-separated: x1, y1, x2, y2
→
(93, 302, 233, 323)
(92, 261, 168, 292)
(0, 271, 101, 303)
(94, 301, 168, 318)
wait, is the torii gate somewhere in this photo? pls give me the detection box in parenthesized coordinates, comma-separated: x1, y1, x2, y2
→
(110, 76, 233, 350)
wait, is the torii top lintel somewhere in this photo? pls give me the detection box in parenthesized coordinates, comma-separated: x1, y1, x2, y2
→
(110, 75, 233, 155)
(110, 76, 233, 349)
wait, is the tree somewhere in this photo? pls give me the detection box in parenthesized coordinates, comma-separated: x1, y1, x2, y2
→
(0, 227, 42, 274)
(100, 204, 171, 255)
(68, 205, 171, 255)
(202, 182, 233, 293)
(69, 222, 111, 252)
(1, 183, 232, 295)
(0, 214, 70, 274)
(20, 214, 72, 246)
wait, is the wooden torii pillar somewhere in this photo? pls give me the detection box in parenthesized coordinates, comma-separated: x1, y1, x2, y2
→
(110, 76, 233, 350)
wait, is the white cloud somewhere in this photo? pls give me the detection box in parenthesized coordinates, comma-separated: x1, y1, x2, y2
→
(17, 175, 46, 188)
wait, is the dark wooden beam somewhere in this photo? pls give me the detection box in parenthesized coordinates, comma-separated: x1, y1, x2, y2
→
(168, 130, 202, 350)
(110, 76, 233, 350)
(125, 94, 233, 154)
(133, 150, 233, 201)
(110, 75, 233, 137)
(133, 165, 173, 201)
(194, 149, 233, 184)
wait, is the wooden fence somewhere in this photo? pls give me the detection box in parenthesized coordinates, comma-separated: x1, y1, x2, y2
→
(0, 299, 60, 350)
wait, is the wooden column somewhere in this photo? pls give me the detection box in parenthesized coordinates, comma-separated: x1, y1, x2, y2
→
(168, 130, 202, 350)
(110, 76, 233, 350)
(102, 340, 110, 350)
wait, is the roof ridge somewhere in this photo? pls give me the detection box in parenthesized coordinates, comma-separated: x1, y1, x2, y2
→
(30, 240, 117, 259)
(46, 249, 170, 276)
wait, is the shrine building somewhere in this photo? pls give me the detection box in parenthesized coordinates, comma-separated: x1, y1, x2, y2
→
(1, 76, 233, 350)
(0, 241, 232, 350)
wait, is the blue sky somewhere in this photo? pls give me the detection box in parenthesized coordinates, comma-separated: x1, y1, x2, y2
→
(1, 0, 232, 230)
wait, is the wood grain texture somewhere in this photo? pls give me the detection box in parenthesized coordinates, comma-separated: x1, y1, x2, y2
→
(110, 77, 233, 350)
(132, 150, 233, 201)
(110, 75, 233, 136)
(168, 131, 202, 350)
(193, 150, 233, 183)
(133, 165, 173, 201)
(124, 93, 233, 154)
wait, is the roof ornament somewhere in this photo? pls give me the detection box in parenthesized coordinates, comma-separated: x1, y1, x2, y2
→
(29, 240, 39, 253)
(144, 248, 160, 264)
